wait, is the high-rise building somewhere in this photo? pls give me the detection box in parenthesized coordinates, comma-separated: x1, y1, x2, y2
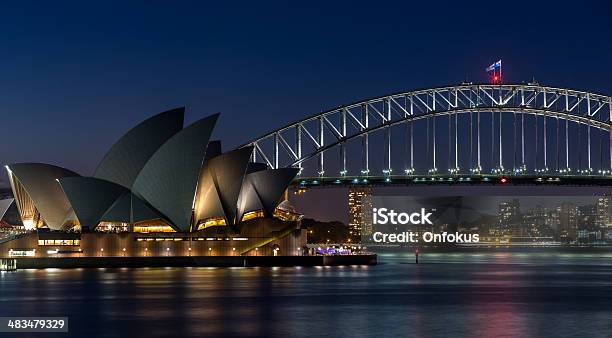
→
(523, 205, 550, 237)
(596, 196, 612, 227)
(498, 199, 520, 235)
(556, 202, 578, 240)
(577, 204, 597, 231)
(348, 186, 373, 241)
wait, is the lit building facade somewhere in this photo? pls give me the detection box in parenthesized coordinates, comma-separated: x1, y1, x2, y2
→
(522, 205, 552, 237)
(0, 108, 306, 258)
(556, 202, 578, 240)
(348, 186, 372, 240)
(597, 196, 612, 227)
(497, 199, 521, 235)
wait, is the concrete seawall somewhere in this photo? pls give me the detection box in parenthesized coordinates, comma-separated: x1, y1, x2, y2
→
(12, 255, 377, 269)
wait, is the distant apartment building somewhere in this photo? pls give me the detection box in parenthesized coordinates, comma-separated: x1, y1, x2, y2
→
(348, 186, 373, 240)
(498, 199, 521, 235)
(556, 202, 578, 240)
(577, 204, 597, 231)
(523, 205, 551, 237)
(597, 196, 612, 227)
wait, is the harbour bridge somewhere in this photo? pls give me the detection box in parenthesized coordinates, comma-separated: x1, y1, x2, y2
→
(242, 83, 612, 186)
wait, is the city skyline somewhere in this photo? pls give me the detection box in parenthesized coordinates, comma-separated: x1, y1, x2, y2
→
(291, 186, 612, 224)
(365, 195, 612, 244)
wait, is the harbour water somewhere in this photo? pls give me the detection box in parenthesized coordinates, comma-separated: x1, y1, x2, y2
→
(1, 251, 611, 337)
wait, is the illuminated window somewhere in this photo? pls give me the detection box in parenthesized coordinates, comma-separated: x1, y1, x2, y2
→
(241, 210, 264, 222)
(95, 222, 129, 233)
(37, 239, 79, 246)
(196, 217, 226, 231)
(273, 208, 302, 222)
(133, 219, 175, 233)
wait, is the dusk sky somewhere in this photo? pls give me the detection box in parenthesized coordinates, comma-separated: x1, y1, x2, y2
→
(1, 1, 611, 221)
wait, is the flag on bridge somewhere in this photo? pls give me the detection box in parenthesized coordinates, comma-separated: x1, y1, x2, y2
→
(486, 60, 502, 83)
(486, 60, 502, 72)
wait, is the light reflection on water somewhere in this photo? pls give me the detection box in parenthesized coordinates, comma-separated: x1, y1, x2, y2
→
(1, 252, 611, 338)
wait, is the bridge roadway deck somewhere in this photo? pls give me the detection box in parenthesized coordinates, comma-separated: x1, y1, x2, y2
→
(292, 175, 612, 187)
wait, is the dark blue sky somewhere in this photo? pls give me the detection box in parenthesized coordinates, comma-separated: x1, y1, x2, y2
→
(1, 0, 611, 190)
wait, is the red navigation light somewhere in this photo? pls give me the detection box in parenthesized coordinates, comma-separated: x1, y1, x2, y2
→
(500, 177, 508, 184)
(493, 75, 499, 81)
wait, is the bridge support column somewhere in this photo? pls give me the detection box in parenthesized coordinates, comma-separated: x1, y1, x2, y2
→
(477, 111, 481, 172)
(544, 116, 547, 171)
(565, 118, 569, 172)
(455, 113, 458, 172)
(384, 125, 391, 175)
(273, 133, 279, 169)
(361, 104, 369, 176)
(432, 116, 436, 173)
(588, 121, 591, 172)
(469, 112, 473, 170)
(535, 115, 539, 172)
(341, 109, 347, 176)
(405, 121, 414, 174)
(296, 125, 302, 173)
(318, 117, 324, 176)
(499, 111, 503, 172)
(556, 117, 560, 172)
(609, 129, 612, 175)
(340, 142, 346, 176)
(522, 112, 526, 172)
(512, 112, 516, 171)
(384, 98, 392, 176)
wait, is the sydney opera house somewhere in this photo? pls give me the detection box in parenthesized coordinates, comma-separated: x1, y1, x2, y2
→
(0, 108, 306, 258)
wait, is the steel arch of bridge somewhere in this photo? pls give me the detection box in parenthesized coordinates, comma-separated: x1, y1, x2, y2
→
(242, 83, 612, 181)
